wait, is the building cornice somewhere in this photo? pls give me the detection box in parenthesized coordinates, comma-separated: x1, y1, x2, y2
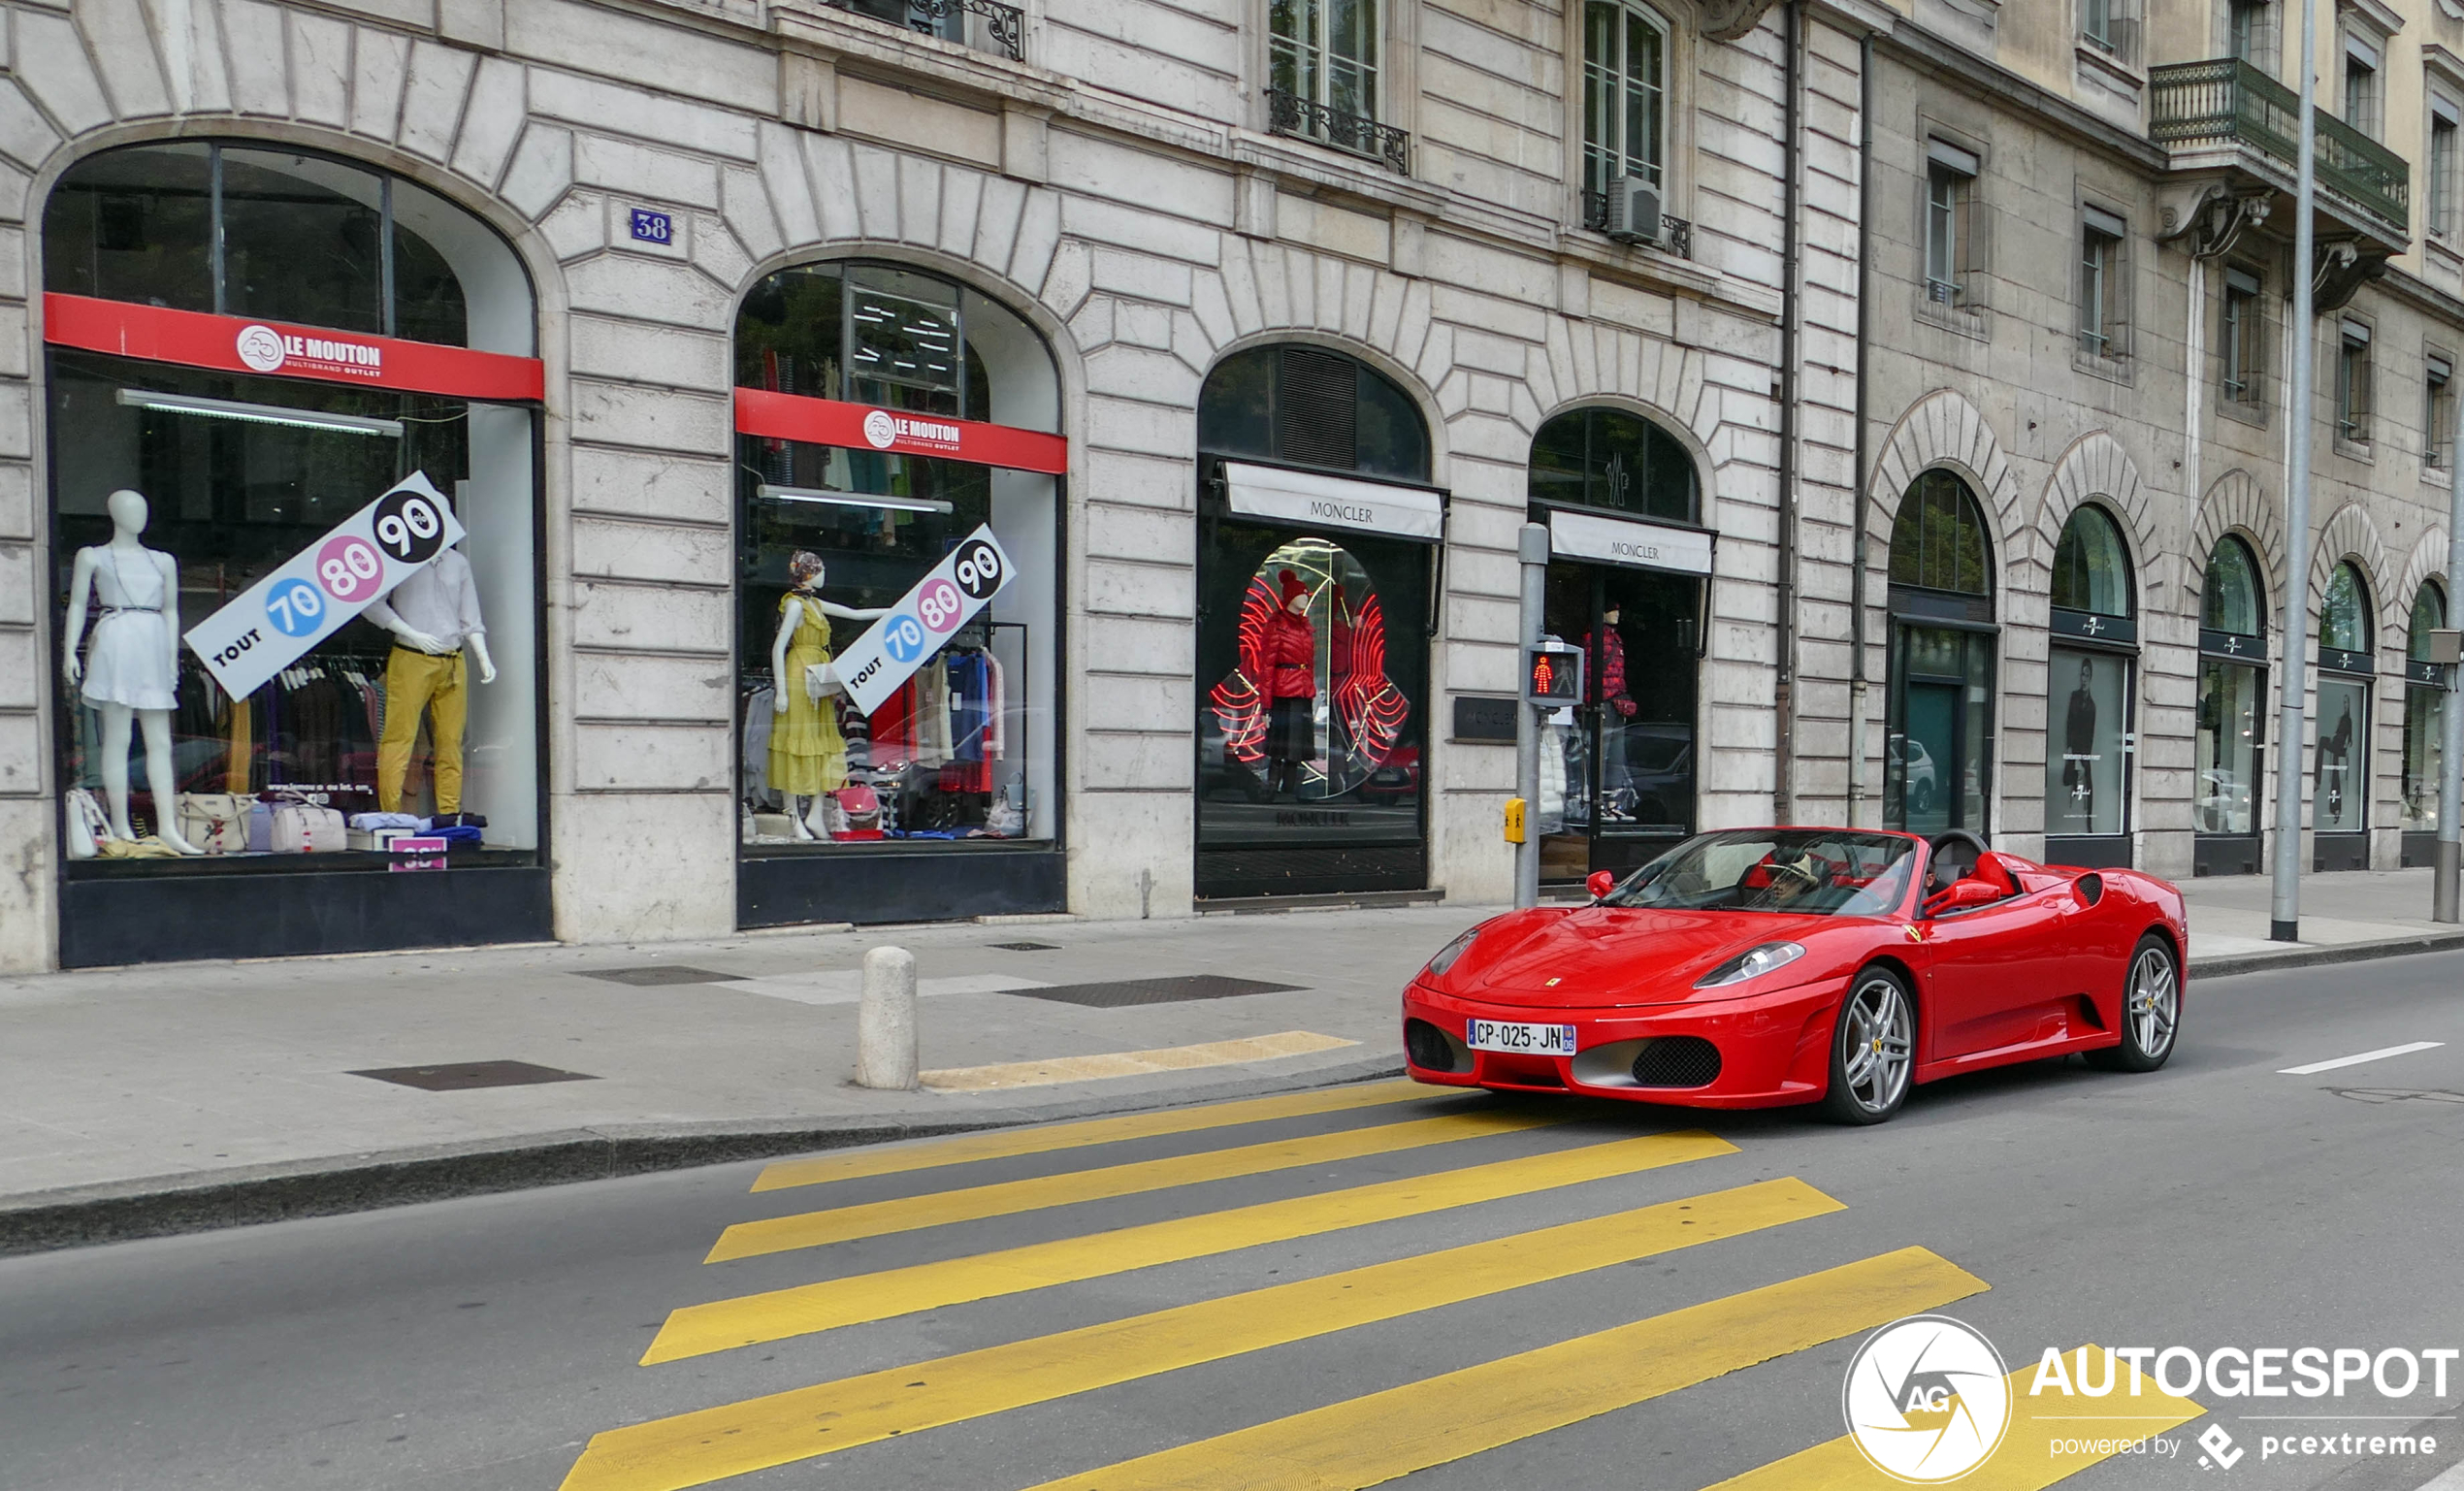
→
(1878, 18, 2169, 175)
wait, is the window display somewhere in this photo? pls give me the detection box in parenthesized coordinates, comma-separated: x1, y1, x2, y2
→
(2196, 535, 2267, 850)
(2315, 676, 2369, 832)
(1194, 345, 1435, 898)
(2403, 582, 2447, 832)
(733, 263, 1058, 857)
(45, 143, 541, 898)
(1884, 471, 1995, 835)
(2044, 649, 2127, 836)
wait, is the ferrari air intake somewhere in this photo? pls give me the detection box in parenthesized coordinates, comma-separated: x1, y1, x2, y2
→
(1631, 1037, 1722, 1088)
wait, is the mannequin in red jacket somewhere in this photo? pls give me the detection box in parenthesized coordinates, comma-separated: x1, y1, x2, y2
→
(1263, 569, 1316, 797)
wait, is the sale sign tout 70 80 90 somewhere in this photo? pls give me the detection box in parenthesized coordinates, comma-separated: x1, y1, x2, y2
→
(184, 472, 467, 699)
(836, 525, 1016, 718)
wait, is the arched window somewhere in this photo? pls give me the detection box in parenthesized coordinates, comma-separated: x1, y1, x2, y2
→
(2045, 505, 2136, 855)
(1194, 344, 1435, 898)
(1884, 470, 1994, 834)
(2404, 580, 2448, 837)
(2202, 535, 2265, 636)
(730, 259, 1065, 920)
(1889, 470, 1992, 598)
(1581, 3, 1669, 198)
(2193, 535, 2267, 861)
(1527, 405, 1697, 523)
(2052, 505, 2132, 616)
(2315, 560, 2375, 848)
(42, 141, 544, 963)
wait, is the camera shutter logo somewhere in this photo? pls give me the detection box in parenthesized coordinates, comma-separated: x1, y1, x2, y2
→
(1841, 1314, 2012, 1482)
(236, 324, 288, 373)
(862, 408, 898, 450)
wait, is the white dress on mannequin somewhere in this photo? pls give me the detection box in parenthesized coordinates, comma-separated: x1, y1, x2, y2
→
(79, 546, 178, 711)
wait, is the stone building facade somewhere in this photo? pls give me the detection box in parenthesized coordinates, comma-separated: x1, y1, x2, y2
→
(0, 0, 1839, 968)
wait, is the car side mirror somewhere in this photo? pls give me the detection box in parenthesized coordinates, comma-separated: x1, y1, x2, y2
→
(1586, 869, 1619, 901)
(1923, 878, 2001, 918)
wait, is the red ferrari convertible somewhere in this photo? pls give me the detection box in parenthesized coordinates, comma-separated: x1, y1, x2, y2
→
(1401, 827, 2186, 1123)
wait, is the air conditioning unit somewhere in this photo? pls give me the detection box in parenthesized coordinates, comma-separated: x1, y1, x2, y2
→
(1605, 175, 1663, 246)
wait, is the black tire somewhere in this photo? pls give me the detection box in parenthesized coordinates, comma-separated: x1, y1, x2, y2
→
(1820, 965, 1916, 1124)
(2086, 933, 2179, 1073)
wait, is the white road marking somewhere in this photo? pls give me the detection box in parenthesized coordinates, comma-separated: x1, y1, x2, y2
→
(2278, 1041, 2446, 1076)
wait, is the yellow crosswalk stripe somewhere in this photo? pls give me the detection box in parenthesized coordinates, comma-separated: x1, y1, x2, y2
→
(922, 1031, 1357, 1090)
(705, 1108, 1563, 1263)
(646, 1128, 1737, 1363)
(1021, 1248, 1988, 1491)
(1699, 1345, 2205, 1489)
(559, 1178, 1843, 1491)
(750, 1080, 1460, 1192)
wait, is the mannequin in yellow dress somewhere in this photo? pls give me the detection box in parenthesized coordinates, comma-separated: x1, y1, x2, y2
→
(769, 550, 889, 840)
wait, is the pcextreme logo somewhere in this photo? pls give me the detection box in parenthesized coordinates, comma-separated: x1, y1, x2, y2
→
(1843, 1315, 2013, 1483)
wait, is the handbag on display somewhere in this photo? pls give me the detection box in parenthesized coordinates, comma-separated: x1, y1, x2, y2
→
(65, 788, 109, 859)
(804, 662, 843, 701)
(175, 794, 253, 856)
(245, 798, 275, 854)
(831, 783, 884, 840)
(269, 794, 347, 854)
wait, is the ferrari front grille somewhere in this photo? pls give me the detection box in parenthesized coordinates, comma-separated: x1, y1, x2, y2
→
(1631, 1036, 1721, 1088)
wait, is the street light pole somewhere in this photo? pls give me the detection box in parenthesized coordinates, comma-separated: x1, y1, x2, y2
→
(2270, 0, 2320, 944)
(1514, 522, 1548, 910)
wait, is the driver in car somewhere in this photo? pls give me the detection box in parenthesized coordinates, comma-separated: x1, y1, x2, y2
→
(1766, 850, 1827, 907)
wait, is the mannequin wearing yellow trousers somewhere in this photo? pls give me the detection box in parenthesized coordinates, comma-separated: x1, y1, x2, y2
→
(364, 545, 496, 814)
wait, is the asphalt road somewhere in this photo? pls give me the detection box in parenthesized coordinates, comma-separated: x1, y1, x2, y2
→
(5, 952, 2464, 1491)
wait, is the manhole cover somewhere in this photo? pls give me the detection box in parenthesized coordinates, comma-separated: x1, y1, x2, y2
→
(1010, 975, 1302, 1008)
(2328, 1087, 2464, 1105)
(576, 965, 746, 986)
(990, 941, 1061, 952)
(350, 1060, 599, 1091)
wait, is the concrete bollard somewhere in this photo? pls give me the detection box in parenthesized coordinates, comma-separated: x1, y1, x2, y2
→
(856, 945, 920, 1089)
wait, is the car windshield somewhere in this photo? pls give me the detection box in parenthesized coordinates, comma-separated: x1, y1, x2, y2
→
(1603, 829, 1918, 917)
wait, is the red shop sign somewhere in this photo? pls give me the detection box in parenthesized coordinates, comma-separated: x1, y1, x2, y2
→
(734, 387, 1068, 474)
(44, 293, 546, 403)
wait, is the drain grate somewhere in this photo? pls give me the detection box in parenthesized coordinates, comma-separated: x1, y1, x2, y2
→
(1010, 975, 1302, 1008)
(576, 965, 747, 987)
(990, 941, 1062, 952)
(350, 1060, 599, 1091)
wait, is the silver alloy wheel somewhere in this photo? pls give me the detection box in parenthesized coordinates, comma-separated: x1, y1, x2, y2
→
(2128, 945, 2179, 1058)
(1839, 975, 1914, 1114)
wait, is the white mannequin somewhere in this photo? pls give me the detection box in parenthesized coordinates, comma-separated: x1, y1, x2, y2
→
(362, 556, 499, 682)
(771, 556, 887, 840)
(61, 489, 202, 853)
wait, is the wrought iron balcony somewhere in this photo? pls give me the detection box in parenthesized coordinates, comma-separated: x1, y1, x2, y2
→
(1577, 191, 1694, 258)
(1265, 88, 1410, 175)
(2149, 57, 2407, 236)
(822, 0, 1023, 61)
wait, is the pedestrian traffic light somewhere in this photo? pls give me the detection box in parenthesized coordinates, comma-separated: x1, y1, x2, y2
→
(1523, 641, 1584, 705)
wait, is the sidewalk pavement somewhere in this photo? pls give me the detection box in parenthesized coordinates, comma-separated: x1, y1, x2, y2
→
(1, 866, 2457, 1252)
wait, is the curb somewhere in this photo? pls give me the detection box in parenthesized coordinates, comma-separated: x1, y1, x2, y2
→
(2191, 929, 2464, 981)
(0, 1054, 1409, 1258)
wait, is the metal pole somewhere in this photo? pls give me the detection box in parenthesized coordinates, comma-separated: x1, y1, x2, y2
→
(2438, 383, 2464, 922)
(2269, 0, 2319, 944)
(1514, 521, 1548, 910)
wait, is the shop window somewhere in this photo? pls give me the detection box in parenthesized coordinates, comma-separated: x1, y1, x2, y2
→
(2196, 535, 2267, 848)
(42, 142, 543, 964)
(2316, 560, 2374, 836)
(2404, 581, 2448, 833)
(1527, 405, 1697, 524)
(1884, 470, 1995, 835)
(1196, 345, 1434, 898)
(731, 261, 1060, 886)
(2045, 505, 2135, 851)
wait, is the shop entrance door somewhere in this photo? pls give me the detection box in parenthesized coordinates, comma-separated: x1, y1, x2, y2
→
(1539, 561, 1698, 882)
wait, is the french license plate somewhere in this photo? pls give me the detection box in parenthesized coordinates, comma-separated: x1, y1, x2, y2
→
(1466, 1019, 1577, 1055)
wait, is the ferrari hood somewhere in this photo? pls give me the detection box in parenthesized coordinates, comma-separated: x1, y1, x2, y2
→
(1443, 905, 1844, 1007)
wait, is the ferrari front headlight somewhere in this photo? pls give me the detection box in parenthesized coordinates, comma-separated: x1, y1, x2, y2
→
(1422, 927, 1483, 979)
(1695, 941, 1805, 989)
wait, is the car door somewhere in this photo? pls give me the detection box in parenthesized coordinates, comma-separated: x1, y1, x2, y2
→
(1916, 862, 2078, 1061)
